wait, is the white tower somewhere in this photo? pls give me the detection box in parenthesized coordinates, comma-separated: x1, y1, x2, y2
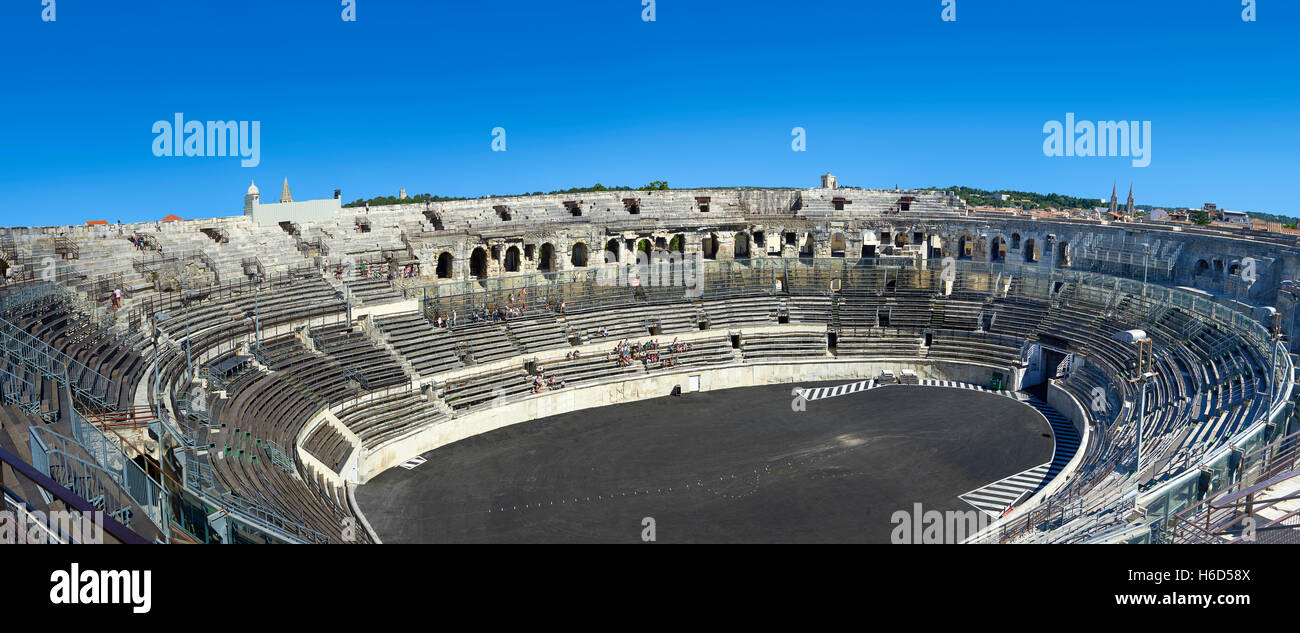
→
(244, 180, 260, 216)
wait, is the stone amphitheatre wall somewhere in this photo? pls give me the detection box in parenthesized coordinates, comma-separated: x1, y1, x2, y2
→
(4, 186, 1299, 344)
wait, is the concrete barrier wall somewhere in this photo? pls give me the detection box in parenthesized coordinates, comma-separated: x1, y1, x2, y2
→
(357, 358, 1010, 483)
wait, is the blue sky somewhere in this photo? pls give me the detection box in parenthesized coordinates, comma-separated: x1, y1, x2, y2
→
(1, 0, 1297, 225)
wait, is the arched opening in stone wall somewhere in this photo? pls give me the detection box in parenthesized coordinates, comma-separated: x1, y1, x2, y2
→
(538, 243, 555, 272)
(991, 237, 1005, 261)
(800, 234, 815, 259)
(1024, 239, 1039, 262)
(703, 233, 719, 260)
(469, 247, 488, 279)
(829, 232, 846, 257)
(669, 234, 685, 253)
(1011, 233, 1021, 250)
(571, 242, 589, 268)
(958, 235, 974, 260)
(1195, 259, 1210, 276)
(894, 232, 909, 247)
(734, 233, 751, 259)
(655, 237, 667, 250)
(1058, 242, 1070, 267)
(504, 246, 521, 272)
(436, 252, 453, 279)
(605, 239, 620, 263)
(637, 239, 653, 263)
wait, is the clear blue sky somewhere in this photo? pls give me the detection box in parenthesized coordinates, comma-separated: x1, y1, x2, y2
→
(1, 0, 1297, 225)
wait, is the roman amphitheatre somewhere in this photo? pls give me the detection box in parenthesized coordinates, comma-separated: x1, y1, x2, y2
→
(0, 177, 1295, 543)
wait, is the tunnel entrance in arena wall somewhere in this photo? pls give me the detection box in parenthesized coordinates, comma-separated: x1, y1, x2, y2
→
(703, 233, 720, 260)
(436, 252, 453, 279)
(538, 243, 556, 272)
(571, 242, 588, 268)
(605, 239, 620, 263)
(830, 233, 846, 258)
(734, 233, 751, 259)
(504, 246, 521, 272)
(862, 244, 876, 258)
(470, 248, 488, 279)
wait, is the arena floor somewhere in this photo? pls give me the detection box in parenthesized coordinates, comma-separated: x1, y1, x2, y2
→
(355, 382, 1055, 543)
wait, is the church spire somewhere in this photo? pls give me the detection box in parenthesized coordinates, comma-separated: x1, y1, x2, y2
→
(280, 178, 293, 203)
(1109, 182, 1118, 215)
(1126, 183, 1135, 214)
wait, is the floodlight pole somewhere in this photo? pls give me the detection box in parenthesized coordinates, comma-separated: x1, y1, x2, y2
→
(1142, 243, 1150, 313)
(184, 291, 192, 380)
(254, 278, 262, 347)
(151, 316, 160, 411)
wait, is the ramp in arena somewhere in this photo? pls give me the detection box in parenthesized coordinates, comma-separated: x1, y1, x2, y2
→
(355, 382, 1057, 543)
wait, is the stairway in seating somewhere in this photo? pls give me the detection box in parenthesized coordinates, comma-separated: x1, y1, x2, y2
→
(958, 395, 1081, 517)
(502, 324, 526, 355)
(929, 303, 945, 328)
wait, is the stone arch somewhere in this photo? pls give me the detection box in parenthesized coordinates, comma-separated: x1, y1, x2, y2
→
(702, 233, 720, 260)
(894, 232, 909, 247)
(538, 243, 556, 272)
(469, 247, 488, 279)
(570, 242, 589, 267)
(436, 251, 453, 279)
(1024, 238, 1038, 262)
(830, 232, 847, 257)
(1058, 241, 1070, 267)
(605, 239, 621, 263)
(668, 234, 685, 253)
(957, 235, 975, 259)
(990, 236, 1006, 261)
(800, 234, 815, 259)
(1011, 233, 1021, 250)
(734, 232, 751, 259)
(1195, 259, 1210, 276)
(504, 246, 521, 272)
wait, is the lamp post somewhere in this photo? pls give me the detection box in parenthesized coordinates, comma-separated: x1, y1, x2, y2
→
(152, 311, 171, 417)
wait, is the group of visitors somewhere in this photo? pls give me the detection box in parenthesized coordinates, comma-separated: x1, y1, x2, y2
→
(609, 338, 691, 369)
(432, 310, 458, 329)
(128, 232, 162, 255)
(531, 372, 566, 394)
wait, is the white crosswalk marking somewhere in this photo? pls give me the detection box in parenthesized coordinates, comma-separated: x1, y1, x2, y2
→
(794, 377, 1079, 516)
(800, 378, 1020, 402)
(958, 396, 1081, 517)
(800, 379, 874, 401)
(399, 456, 428, 470)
